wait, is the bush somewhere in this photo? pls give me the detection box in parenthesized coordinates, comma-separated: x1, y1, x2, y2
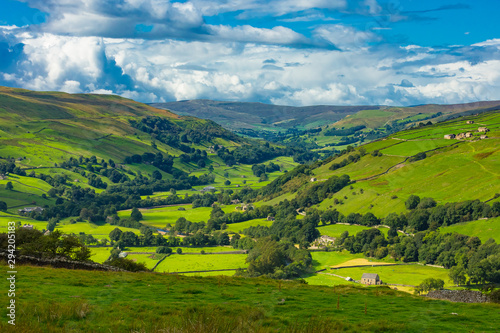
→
(156, 246, 173, 254)
(106, 258, 148, 272)
(417, 197, 437, 209)
(176, 248, 183, 254)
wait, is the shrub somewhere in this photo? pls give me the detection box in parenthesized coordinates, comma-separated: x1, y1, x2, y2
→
(156, 246, 173, 254)
(106, 258, 148, 272)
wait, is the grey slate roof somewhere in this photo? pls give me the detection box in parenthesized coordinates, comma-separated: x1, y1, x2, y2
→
(361, 273, 379, 279)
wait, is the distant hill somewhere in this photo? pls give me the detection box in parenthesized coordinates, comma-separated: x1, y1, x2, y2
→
(151, 100, 382, 131)
(151, 99, 500, 133)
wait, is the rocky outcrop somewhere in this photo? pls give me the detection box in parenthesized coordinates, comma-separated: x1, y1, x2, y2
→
(426, 290, 490, 303)
(0, 251, 127, 272)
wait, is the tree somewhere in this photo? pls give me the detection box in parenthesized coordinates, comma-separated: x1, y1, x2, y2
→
(449, 265, 467, 286)
(5, 182, 13, 190)
(152, 170, 162, 180)
(224, 180, 231, 186)
(176, 247, 183, 254)
(131, 207, 143, 221)
(405, 195, 420, 210)
(156, 246, 173, 254)
(0, 201, 7, 211)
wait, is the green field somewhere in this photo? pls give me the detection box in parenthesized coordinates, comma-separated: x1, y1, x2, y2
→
(318, 224, 389, 239)
(89, 247, 112, 263)
(225, 218, 272, 233)
(155, 253, 248, 273)
(439, 217, 500, 243)
(329, 264, 451, 287)
(124, 246, 237, 253)
(126, 253, 159, 269)
(3, 264, 498, 332)
(56, 221, 141, 240)
(310, 251, 365, 271)
(119, 204, 239, 228)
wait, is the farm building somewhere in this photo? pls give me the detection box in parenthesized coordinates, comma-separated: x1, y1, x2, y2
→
(310, 177, 317, 182)
(456, 132, 474, 139)
(18, 206, 44, 215)
(361, 273, 382, 285)
(480, 135, 488, 139)
(21, 224, 34, 230)
(0, 174, 6, 180)
(267, 215, 275, 221)
(478, 127, 490, 132)
(467, 120, 474, 124)
(444, 134, 455, 139)
(201, 186, 216, 193)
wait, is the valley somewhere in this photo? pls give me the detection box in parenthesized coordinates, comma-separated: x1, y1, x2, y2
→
(0, 87, 499, 331)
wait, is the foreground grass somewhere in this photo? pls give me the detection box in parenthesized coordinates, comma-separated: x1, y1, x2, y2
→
(1, 264, 499, 332)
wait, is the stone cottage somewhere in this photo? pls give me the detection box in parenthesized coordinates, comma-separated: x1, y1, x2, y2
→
(361, 273, 382, 285)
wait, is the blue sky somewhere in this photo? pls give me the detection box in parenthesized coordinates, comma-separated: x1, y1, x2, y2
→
(0, 0, 499, 106)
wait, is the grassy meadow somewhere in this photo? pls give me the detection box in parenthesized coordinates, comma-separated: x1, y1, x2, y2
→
(155, 253, 248, 273)
(439, 217, 500, 243)
(2, 263, 499, 332)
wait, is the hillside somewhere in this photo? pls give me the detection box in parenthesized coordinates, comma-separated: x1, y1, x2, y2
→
(260, 110, 500, 217)
(0, 86, 306, 213)
(151, 99, 380, 131)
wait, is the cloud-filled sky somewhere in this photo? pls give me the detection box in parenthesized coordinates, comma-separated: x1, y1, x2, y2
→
(1, 0, 500, 106)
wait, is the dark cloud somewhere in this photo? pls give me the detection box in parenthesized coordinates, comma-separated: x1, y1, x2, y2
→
(399, 79, 414, 87)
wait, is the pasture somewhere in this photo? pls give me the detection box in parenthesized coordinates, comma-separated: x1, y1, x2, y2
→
(56, 221, 141, 240)
(331, 264, 450, 287)
(225, 218, 272, 233)
(318, 224, 389, 239)
(90, 247, 112, 263)
(439, 217, 500, 243)
(119, 204, 239, 228)
(155, 253, 248, 273)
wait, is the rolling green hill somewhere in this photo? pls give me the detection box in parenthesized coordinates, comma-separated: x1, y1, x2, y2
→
(264, 110, 500, 218)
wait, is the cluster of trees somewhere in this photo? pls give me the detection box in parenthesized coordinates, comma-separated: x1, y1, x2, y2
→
(242, 203, 319, 247)
(236, 239, 312, 279)
(414, 278, 445, 295)
(0, 228, 90, 261)
(324, 125, 366, 137)
(124, 152, 174, 174)
(129, 117, 239, 151)
(0, 161, 26, 176)
(336, 226, 500, 285)
(251, 162, 280, 177)
(179, 149, 208, 168)
(294, 174, 351, 208)
(313, 196, 499, 234)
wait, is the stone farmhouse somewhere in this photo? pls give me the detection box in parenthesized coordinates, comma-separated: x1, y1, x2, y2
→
(466, 120, 474, 124)
(444, 134, 455, 139)
(18, 207, 44, 215)
(478, 127, 490, 133)
(456, 132, 473, 139)
(361, 273, 382, 285)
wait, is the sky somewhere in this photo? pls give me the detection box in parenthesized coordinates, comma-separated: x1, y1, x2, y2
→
(0, 0, 500, 106)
